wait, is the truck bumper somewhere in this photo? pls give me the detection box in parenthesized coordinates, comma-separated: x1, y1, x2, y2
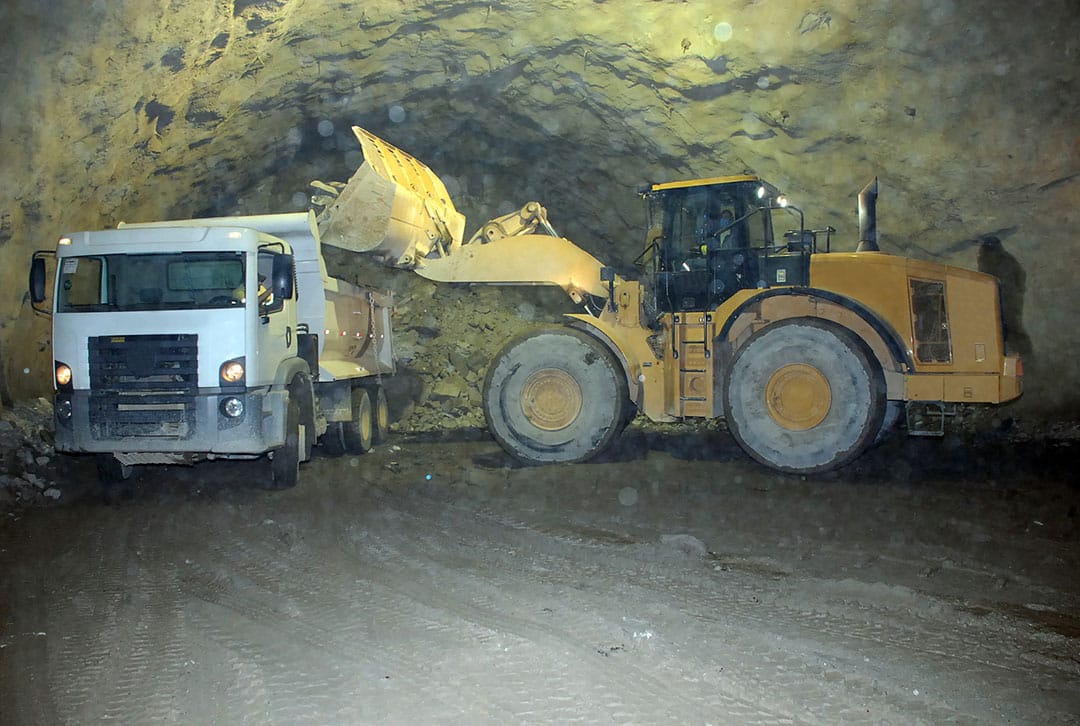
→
(53, 387, 288, 457)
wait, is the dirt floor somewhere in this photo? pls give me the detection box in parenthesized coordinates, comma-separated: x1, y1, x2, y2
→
(1, 425, 1078, 724)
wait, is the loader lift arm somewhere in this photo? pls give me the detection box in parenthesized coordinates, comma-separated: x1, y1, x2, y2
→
(311, 126, 621, 304)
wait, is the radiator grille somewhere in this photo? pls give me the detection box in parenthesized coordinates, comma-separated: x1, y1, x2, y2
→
(910, 279, 952, 364)
(88, 334, 198, 437)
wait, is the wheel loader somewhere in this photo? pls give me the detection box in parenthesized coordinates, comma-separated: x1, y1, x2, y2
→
(313, 126, 1022, 474)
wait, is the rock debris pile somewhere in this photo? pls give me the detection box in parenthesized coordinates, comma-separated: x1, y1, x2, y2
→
(0, 398, 63, 509)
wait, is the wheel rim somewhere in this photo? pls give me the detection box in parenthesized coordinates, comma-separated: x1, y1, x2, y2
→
(520, 368, 583, 431)
(764, 363, 832, 431)
(360, 402, 372, 442)
(376, 390, 389, 435)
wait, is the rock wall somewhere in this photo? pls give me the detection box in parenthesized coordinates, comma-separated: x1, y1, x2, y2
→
(1, 0, 1077, 416)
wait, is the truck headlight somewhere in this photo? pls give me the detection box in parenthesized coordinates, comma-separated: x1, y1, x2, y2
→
(55, 361, 73, 389)
(219, 357, 245, 385)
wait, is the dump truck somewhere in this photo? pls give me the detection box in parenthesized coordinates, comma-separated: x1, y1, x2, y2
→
(312, 127, 1022, 473)
(29, 211, 394, 491)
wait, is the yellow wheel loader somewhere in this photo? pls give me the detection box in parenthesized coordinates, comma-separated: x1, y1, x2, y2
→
(314, 127, 1022, 473)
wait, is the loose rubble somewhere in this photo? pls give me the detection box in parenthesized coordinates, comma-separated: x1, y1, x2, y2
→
(0, 398, 62, 510)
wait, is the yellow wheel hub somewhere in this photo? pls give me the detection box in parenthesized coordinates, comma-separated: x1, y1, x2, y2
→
(765, 363, 832, 431)
(521, 368, 583, 431)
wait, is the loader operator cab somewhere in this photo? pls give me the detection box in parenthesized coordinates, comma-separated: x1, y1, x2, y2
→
(642, 176, 818, 314)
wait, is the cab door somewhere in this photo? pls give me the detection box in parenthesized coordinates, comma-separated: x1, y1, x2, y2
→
(252, 249, 297, 385)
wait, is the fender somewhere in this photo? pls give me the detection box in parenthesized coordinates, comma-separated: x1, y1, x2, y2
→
(272, 360, 316, 460)
(563, 314, 647, 406)
(273, 356, 313, 389)
(717, 287, 912, 397)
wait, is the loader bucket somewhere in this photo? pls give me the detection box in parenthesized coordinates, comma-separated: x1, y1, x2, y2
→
(316, 126, 465, 268)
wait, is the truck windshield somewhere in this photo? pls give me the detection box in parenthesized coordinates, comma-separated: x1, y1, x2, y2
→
(56, 252, 246, 312)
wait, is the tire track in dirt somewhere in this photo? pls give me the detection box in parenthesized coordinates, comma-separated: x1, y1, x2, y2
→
(11, 513, 193, 723)
(4, 452, 1078, 724)
(334, 510, 799, 725)
(341, 489, 849, 723)
(364, 480, 1079, 723)
(174, 514, 528, 723)
(134, 491, 795, 724)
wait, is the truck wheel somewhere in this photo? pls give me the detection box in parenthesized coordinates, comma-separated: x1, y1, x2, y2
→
(269, 397, 301, 489)
(321, 422, 347, 456)
(483, 327, 630, 465)
(724, 318, 886, 474)
(96, 454, 134, 502)
(369, 385, 390, 444)
(342, 386, 373, 454)
(292, 376, 315, 463)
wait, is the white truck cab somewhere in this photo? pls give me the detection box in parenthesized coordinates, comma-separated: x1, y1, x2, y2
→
(30, 212, 394, 492)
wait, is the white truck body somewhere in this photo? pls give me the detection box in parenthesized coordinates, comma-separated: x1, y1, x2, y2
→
(39, 211, 394, 479)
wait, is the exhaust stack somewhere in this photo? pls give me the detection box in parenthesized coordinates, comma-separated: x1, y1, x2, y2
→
(856, 177, 880, 253)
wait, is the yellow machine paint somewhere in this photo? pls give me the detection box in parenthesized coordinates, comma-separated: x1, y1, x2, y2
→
(313, 127, 1022, 473)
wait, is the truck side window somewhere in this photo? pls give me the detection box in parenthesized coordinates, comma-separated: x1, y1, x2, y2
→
(257, 251, 285, 314)
(59, 257, 105, 309)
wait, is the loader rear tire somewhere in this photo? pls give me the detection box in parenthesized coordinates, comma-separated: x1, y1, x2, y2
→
(875, 400, 904, 445)
(723, 318, 886, 474)
(483, 327, 630, 465)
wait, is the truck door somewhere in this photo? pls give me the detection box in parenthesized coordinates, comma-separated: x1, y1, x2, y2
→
(253, 249, 296, 384)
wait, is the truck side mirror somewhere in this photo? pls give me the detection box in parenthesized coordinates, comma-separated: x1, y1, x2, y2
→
(29, 251, 56, 315)
(29, 256, 47, 304)
(271, 253, 295, 301)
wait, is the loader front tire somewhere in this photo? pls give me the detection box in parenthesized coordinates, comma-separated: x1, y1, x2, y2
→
(724, 318, 886, 474)
(483, 327, 630, 465)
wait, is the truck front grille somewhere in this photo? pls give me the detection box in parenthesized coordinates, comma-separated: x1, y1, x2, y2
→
(88, 334, 198, 437)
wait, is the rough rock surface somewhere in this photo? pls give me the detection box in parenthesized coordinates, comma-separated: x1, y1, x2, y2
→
(0, 0, 1078, 419)
(0, 399, 62, 509)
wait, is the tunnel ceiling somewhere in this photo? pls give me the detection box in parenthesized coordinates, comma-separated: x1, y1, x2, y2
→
(1, 0, 1078, 413)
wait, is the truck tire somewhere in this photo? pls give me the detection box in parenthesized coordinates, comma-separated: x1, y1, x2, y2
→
(96, 454, 134, 503)
(368, 385, 390, 444)
(294, 375, 315, 463)
(483, 327, 630, 465)
(321, 422, 347, 456)
(269, 396, 301, 489)
(342, 386, 373, 454)
(723, 318, 886, 474)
